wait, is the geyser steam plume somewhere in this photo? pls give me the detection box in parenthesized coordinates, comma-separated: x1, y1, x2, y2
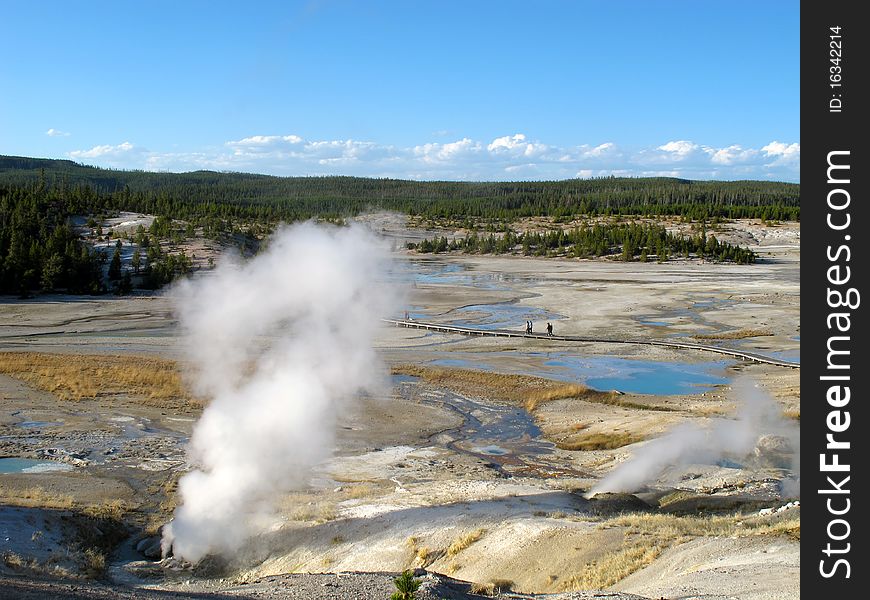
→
(162, 221, 397, 562)
(589, 379, 800, 498)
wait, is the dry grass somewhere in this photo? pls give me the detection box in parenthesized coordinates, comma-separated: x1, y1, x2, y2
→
(610, 511, 801, 541)
(0, 351, 194, 409)
(693, 328, 774, 340)
(287, 502, 337, 524)
(468, 582, 492, 595)
(556, 431, 645, 451)
(405, 535, 436, 567)
(564, 509, 800, 590)
(345, 484, 377, 499)
(564, 542, 665, 590)
(783, 408, 800, 421)
(470, 579, 514, 596)
(447, 528, 485, 557)
(83, 499, 128, 521)
(2, 551, 27, 569)
(0, 486, 75, 509)
(81, 548, 106, 578)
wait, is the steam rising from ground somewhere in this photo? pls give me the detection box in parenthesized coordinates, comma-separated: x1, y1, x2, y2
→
(590, 379, 799, 497)
(162, 222, 397, 562)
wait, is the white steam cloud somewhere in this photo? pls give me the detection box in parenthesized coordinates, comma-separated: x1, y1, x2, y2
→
(590, 379, 799, 497)
(162, 221, 397, 562)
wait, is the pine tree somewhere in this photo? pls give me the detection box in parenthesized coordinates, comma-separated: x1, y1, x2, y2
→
(108, 246, 122, 280)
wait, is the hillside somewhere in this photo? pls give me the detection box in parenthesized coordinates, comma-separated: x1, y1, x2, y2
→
(0, 155, 799, 221)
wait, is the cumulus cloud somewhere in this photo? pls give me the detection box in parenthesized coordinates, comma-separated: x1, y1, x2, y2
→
(69, 141, 147, 168)
(45, 128, 70, 137)
(487, 133, 548, 158)
(584, 142, 618, 157)
(413, 137, 481, 163)
(69, 141, 136, 159)
(710, 145, 758, 165)
(67, 134, 800, 181)
(761, 141, 800, 166)
(227, 135, 304, 154)
(658, 140, 699, 156)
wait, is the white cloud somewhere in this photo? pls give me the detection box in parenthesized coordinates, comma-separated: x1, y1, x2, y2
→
(45, 128, 70, 137)
(657, 140, 702, 159)
(710, 145, 758, 165)
(69, 141, 140, 159)
(585, 142, 617, 157)
(413, 137, 481, 163)
(67, 135, 800, 182)
(227, 135, 304, 155)
(761, 141, 800, 166)
(487, 133, 548, 158)
(487, 133, 527, 152)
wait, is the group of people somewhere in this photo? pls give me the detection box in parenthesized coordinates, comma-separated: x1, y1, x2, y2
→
(526, 320, 554, 336)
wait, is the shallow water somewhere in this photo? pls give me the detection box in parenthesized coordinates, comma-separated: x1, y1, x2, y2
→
(0, 458, 74, 473)
(637, 319, 671, 327)
(763, 349, 800, 364)
(16, 421, 63, 429)
(428, 353, 731, 396)
(541, 353, 731, 395)
(391, 259, 543, 291)
(393, 375, 554, 470)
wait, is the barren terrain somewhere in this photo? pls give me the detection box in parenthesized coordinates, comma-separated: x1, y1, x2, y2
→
(0, 216, 799, 599)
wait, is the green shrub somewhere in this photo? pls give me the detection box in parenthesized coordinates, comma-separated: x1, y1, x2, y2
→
(391, 570, 421, 600)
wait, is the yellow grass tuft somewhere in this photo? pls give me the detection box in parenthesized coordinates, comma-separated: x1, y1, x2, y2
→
(447, 528, 485, 557)
(83, 499, 128, 521)
(609, 511, 800, 541)
(563, 509, 800, 590)
(556, 431, 645, 451)
(693, 328, 774, 340)
(345, 484, 376, 499)
(81, 548, 107, 578)
(0, 486, 75, 509)
(564, 542, 664, 590)
(0, 351, 194, 408)
(783, 409, 800, 421)
(469, 582, 494, 596)
(470, 579, 514, 596)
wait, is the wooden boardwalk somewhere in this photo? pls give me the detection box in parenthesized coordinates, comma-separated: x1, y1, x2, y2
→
(383, 319, 800, 369)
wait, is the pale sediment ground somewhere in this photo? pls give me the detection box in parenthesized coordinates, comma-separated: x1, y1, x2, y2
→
(0, 218, 799, 598)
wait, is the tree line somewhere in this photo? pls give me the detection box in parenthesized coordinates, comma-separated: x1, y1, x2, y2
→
(0, 155, 800, 222)
(411, 222, 757, 264)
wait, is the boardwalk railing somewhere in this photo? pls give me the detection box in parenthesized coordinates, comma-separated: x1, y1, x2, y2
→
(382, 318, 800, 369)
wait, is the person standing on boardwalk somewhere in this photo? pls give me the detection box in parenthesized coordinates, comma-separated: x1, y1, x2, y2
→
(547, 322, 553, 336)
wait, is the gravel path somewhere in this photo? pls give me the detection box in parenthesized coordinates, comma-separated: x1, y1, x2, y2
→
(0, 572, 652, 600)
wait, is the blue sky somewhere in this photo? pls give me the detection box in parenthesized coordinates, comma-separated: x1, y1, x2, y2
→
(0, 1, 799, 181)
